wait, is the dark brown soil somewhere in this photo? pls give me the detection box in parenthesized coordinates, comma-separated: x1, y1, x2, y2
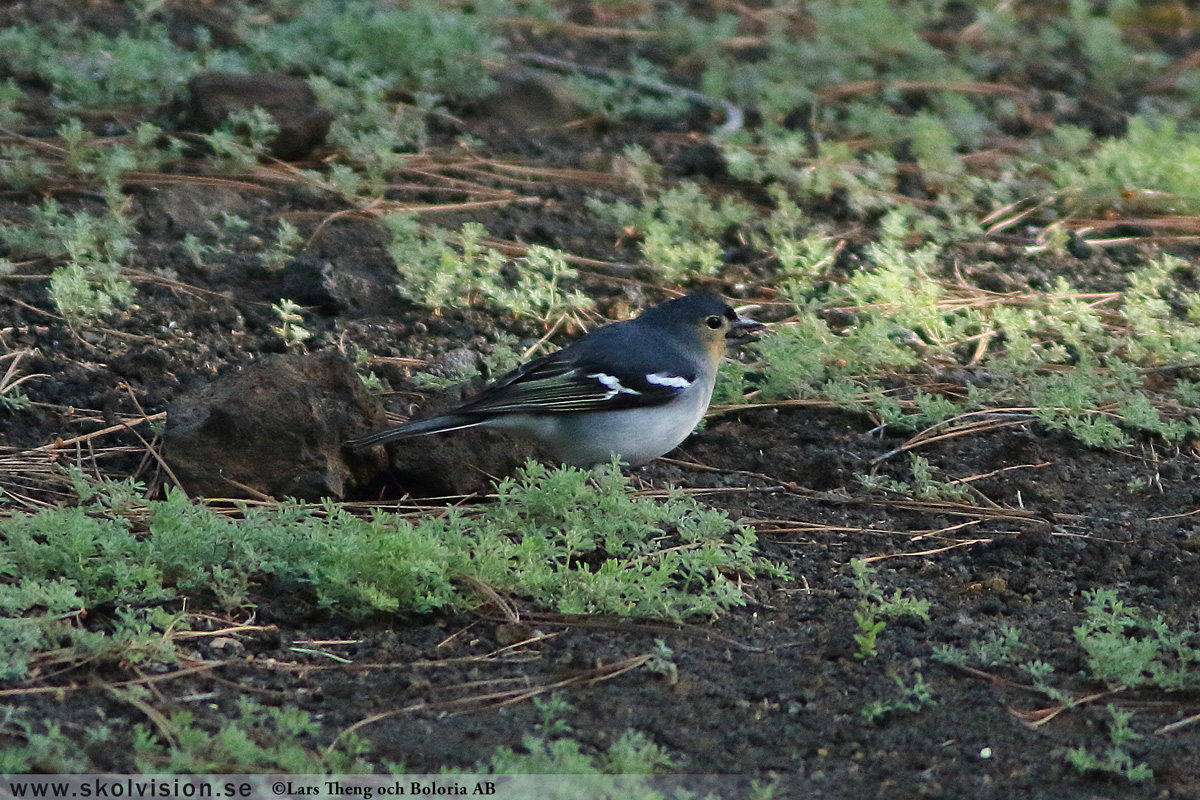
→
(2, 6, 1200, 798)
(7, 183, 1200, 795)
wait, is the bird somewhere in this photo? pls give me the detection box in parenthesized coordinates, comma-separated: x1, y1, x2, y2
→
(345, 294, 763, 467)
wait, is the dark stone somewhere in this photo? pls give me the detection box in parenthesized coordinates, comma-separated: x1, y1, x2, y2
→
(671, 143, 729, 181)
(380, 425, 542, 496)
(166, 1, 242, 49)
(151, 185, 250, 234)
(1066, 231, 1093, 260)
(82, 3, 136, 36)
(107, 347, 170, 384)
(481, 69, 578, 128)
(176, 72, 332, 160)
(164, 350, 388, 499)
(368, 383, 545, 496)
(280, 253, 406, 316)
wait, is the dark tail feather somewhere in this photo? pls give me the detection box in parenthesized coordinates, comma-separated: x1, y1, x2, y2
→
(344, 414, 482, 449)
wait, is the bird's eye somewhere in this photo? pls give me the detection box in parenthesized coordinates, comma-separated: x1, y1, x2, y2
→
(705, 315, 723, 329)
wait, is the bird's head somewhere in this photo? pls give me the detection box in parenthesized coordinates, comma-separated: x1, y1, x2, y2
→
(637, 293, 764, 361)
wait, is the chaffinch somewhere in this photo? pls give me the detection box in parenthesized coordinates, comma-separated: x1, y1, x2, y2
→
(346, 294, 762, 466)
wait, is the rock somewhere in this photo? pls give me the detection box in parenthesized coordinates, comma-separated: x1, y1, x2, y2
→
(382, 424, 543, 496)
(365, 380, 545, 496)
(671, 143, 729, 181)
(152, 184, 250, 233)
(164, 350, 388, 500)
(166, 2, 241, 49)
(82, 2, 136, 36)
(480, 69, 579, 128)
(176, 72, 332, 160)
(280, 253, 404, 315)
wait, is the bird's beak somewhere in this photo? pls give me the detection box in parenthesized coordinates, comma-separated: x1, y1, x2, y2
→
(727, 309, 765, 341)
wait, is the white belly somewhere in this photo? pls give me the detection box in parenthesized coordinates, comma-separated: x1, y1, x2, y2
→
(489, 380, 714, 467)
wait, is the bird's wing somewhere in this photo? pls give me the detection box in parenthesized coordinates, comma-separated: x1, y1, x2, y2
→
(458, 350, 699, 415)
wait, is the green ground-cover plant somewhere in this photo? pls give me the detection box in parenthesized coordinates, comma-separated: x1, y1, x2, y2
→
(598, 119, 1200, 446)
(860, 672, 936, 723)
(1072, 589, 1200, 691)
(471, 694, 674, 776)
(856, 453, 971, 503)
(706, 192, 1200, 454)
(517, 0, 1170, 151)
(848, 558, 930, 659)
(240, 0, 500, 101)
(271, 299, 313, 347)
(0, 707, 94, 773)
(566, 2, 1200, 276)
(563, 57, 693, 123)
(0, 0, 499, 116)
(0, 0, 516, 322)
(199, 106, 282, 171)
(0, 20, 226, 111)
(1065, 704, 1153, 782)
(0, 463, 784, 683)
(179, 211, 300, 274)
(642, 0, 1170, 219)
(0, 349, 38, 413)
(0, 121, 180, 317)
(935, 589, 1200, 692)
(0, 79, 25, 128)
(0, 464, 784, 776)
(0, 0, 1188, 329)
(385, 216, 592, 319)
(3, 688, 695, 779)
(934, 589, 1199, 782)
(587, 166, 755, 283)
(723, 135, 904, 216)
(586, 144, 759, 282)
(260, 219, 303, 272)
(0, 142, 53, 193)
(934, 624, 1021, 668)
(446, 694, 783, 798)
(3, 0, 1181, 334)
(1053, 116, 1200, 215)
(3, 0, 1200, 787)
(411, 332, 527, 391)
(0, 195, 136, 318)
(307, 76, 432, 195)
(681, 0, 967, 114)
(128, 697, 373, 774)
